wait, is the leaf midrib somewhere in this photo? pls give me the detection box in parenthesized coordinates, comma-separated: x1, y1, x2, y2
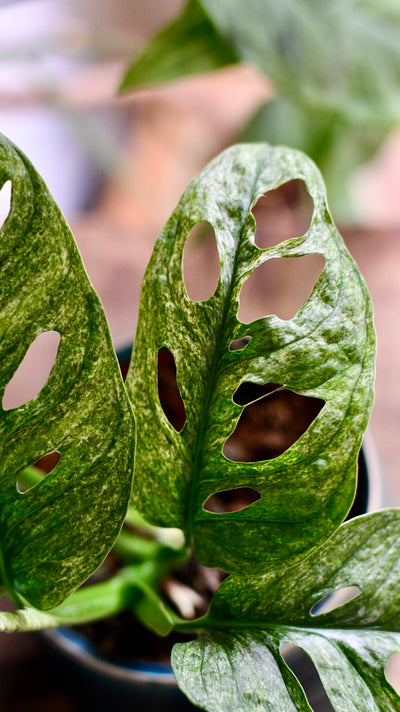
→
(175, 615, 400, 635)
(185, 177, 263, 549)
(187, 233, 369, 535)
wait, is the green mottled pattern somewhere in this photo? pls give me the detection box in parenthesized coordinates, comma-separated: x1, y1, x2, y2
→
(173, 630, 311, 711)
(127, 143, 375, 574)
(208, 509, 400, 629)
(172, 510, 400, 711)
(0, 134, 135, 609)
(173, 629, 400, 712)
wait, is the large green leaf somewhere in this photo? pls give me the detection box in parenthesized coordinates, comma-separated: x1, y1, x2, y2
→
(0, 134, 135, 609)
(126, 142, 375, 575)
(172, 510, 400, 711)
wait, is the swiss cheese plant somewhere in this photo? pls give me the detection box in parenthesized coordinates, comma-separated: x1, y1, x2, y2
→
(0, 133, 399, 711)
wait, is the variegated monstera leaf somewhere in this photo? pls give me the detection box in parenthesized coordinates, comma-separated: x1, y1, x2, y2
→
(0, 134, 135, 609)
(127, 142, 375, 575)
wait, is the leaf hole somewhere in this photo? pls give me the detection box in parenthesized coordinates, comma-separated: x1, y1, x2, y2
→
(223, 386, 324, 463)
(281, 643, 334, 711)
(386, 653, 400, 695)
(0, 180, 11, 230)
(252, 179, 314, 249)
(233, 381, 282, 406)
(346, 448, 369, 521)
(2, 331, 61, 410)
(203, 487, 261, 513)
(229, 336, 252, 351)
(158, 347, 186, 432)
(183, 221, 220, 301)
(238, 254, 325, 323)
(16, 451, 61, 493)
(310, 586, 361, 617)
(117, 345, 133, 381)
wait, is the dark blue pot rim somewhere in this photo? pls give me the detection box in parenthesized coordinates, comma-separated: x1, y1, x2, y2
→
(43, 626, 178, 686)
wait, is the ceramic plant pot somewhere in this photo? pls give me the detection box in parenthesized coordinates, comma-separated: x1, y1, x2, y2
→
(43, 624, 195, 712)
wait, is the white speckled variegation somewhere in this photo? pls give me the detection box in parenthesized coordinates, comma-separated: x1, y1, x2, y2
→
(127, 143, 375, 575)
(0, 134, 135, 609)
(173, 509, 400, 712)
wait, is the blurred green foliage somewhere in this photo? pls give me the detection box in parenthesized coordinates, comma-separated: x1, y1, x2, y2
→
(120, 0, 400, 217)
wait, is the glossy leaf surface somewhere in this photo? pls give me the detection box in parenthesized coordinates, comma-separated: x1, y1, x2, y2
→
(172, 510, 400, 711)
(0, 134, 135, 609)
(127, 143, 375, 575)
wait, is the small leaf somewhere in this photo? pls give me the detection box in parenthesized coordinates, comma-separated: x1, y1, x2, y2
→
(127, 143, 375, 575)
(0, 134, 135, 609)
(119, 0, 239, 93)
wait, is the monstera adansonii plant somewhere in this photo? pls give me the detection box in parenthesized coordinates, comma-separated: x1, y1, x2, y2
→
(0, 133, 398, 711)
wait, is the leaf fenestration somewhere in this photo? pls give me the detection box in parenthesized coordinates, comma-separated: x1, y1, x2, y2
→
(2, 330, 60, 410)
(0, 134, 135, 609)
(127, 143, 375, 575)
(172, 511, 400, 712)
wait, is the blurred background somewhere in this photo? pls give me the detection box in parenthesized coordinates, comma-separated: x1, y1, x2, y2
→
(1, 0, 400, 706)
